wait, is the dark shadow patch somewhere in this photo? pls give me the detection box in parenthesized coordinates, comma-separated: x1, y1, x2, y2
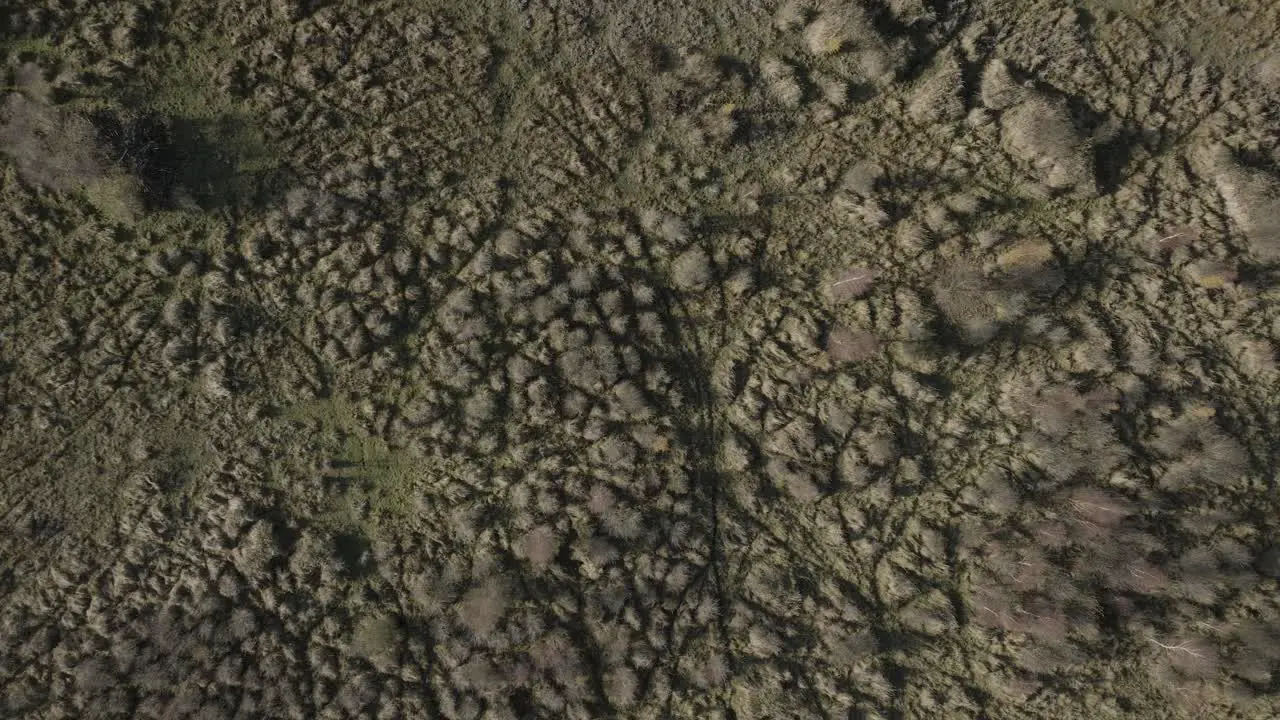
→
(332, 530, 373, 578)
(508, 687, 535, 718)
(87, 107, 287, 212)
(713, 55, 753, 86)
(646, 42, 678, 73)
(262, 506, 301, 557)
(916, 372, 953, 397)
(1093, 126, 1141, 195)
(89, 110, 179, 210)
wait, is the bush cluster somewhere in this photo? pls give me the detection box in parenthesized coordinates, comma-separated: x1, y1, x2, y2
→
(963, 396, 1276, 707)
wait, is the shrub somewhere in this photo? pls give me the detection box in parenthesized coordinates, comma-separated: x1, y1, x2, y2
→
(1150, 411, 1251, 490)
(760, 57, 803, 108)
(1204, 146, 1280, 261)
(804, 11, 865, 55)
(1151, 224, 1200, 256)
(83, 174, 144, 221)
(457, 578, 510, 638)
(980, 59, 1027, 111)
(1256, 545, 1280, 579)
(600, 505, 644, 540)
(825, 265, 876, 300)
(1000, 95, 1094, 194)
(841, 160, 883, 196)
(909, 52, 966, 123)
(351, 614, 399, 661)
(11, 62, 50, 100)
(604, 667, 638, 707)
(826, 324, 880, 362)
(931, 260, 1008, 345)
(514, 525, 559, 570)
(671, 246, 712, 290)
(1062, 487, 1133, 528)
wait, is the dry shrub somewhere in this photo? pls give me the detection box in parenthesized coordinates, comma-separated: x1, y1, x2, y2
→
(1204, 147, 1280, 261)
(974, 468, 1020, 515)
(1013, 634, 1085, 674)
(514, 525, 559, 570)
(1186, 259, 1238, 289)
(1030, 519, 1072, 549)
(1020, 385, 1118, 437)
(1014, 384, 1125, 485)
(1227, 618, 1280, 686)
(457, 577, 510, 638)
(826, 325, 879, 362)
(972, 584, 1018, 631)
(1151, 224, 1201, 255)
(1011, 597, 1069, 644)
(1063, 487, 1133, 528)
(931, 260, 1013, 345)
(1000, 95, 1094, 194)
(972, 542, 1077, 634)
(1150, 412, 1251, 490)
(760, 57, 803, 107)
(0, 93, 106, 191)
(0, 92, 148, 219)
(1171, 540, 1259, 605)
(825, 266, 876, 300)
(604, 667, 638, 708)
(1110, 560, 1171, 596)
(1148, 635, 1221, 682)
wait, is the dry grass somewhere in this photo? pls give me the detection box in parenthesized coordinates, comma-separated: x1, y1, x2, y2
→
(0, 92, 106, 191)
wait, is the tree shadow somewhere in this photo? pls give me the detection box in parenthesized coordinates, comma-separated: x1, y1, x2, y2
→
(88, 107, 288, 213)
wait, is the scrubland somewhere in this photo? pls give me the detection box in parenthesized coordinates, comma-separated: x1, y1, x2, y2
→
(1, 1, 1279, 718)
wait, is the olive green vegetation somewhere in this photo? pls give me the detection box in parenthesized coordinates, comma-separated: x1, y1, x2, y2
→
(1, 1, 1279, 718)
(279, 398, 426, 539)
